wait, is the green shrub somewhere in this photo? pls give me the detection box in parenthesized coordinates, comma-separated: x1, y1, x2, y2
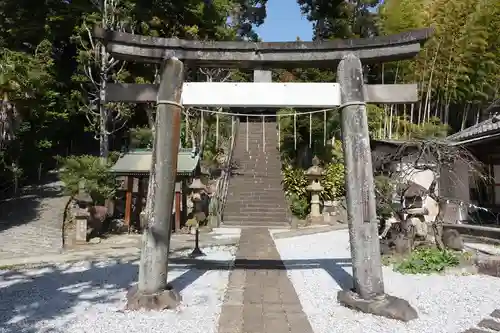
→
(57, 155, 117, 204)
(288, 193, 309, 219)
(322, 163, 345, 201)
(282, 164, 308, 198)
(394, 247, 460, 274)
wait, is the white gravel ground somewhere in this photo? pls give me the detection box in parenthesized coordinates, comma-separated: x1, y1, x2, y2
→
(0, 245, 237, 333)
(272, 229, 500, 333)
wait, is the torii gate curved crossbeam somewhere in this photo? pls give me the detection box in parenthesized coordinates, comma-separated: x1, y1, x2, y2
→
(93, 27, 433, 68)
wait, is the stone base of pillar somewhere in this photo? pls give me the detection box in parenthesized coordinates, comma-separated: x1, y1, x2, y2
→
(126, 284, 181, 311)
(338, 290, 418, 322)
(306, 215, 325, 226)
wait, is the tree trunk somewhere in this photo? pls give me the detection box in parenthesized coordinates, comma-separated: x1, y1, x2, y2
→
(423, 41, 441, 125)
(99, 44, 109, 162)
(388, 105, 394, 139)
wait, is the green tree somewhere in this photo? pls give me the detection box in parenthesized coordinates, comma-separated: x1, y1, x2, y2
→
(297, 0, 379, 40)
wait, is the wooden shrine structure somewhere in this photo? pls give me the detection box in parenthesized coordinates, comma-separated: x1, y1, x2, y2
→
(109, 149, 201, 231)
(94, 25, 433, 319)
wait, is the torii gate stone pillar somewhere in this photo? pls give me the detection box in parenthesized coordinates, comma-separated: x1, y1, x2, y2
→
(336, 54, 417, 321)
(94, 26, 432, 321)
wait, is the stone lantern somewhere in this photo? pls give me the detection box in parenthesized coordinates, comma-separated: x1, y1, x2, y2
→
(306, 156, 324, 225)
(74, 181, 93, 244)
(189, 178, 207, 224)
(400, 183, 429, 245)
(188, 177, 207, 257)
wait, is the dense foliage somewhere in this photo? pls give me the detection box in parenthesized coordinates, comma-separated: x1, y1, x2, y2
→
(57, 154, 119, 204)
(0, 0, 265, 195)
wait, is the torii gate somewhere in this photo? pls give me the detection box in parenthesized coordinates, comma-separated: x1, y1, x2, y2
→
(94, 27, 432, 321)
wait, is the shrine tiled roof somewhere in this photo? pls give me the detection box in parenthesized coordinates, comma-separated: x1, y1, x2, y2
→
(109, 148, 200, 176)
(447, 104, 500, 142)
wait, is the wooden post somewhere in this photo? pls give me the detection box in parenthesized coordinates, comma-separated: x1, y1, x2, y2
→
(126, 57, 184, 310)
(136, 176, 145, 225)
(175, 182, 181, 232)
(124, 176, 133, 230)
(181, 179, 188, 228)
(336, 54, 417, 321)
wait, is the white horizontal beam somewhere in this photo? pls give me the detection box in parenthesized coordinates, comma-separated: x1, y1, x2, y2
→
(106, 82, 418, 107)
(183, 82, 340, 108)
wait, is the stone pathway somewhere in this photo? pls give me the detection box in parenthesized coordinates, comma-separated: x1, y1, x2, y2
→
(217, 227, 313, 333)
(0, 180, 69, 259)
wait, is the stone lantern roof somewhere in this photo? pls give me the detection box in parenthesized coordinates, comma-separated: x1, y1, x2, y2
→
(305, 156, 324, 178)
(189, 178, 206, 191)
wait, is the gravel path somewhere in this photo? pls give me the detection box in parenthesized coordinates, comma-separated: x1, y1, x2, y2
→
(0, 245, 237, 333)
(272, 229, 500, 333)
(0, 180, 68, 259)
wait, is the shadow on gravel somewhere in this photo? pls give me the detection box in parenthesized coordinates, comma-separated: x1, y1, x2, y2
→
(170, 257, 354, 293)
(0, 257, 352, 333)
(0, 181, 65, 233)
(0, 258, 195, 333)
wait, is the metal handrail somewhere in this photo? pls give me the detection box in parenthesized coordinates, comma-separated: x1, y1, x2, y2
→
(212, 116, 239, 226)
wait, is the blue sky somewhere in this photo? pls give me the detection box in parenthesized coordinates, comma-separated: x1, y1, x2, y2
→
(254, 0, 313, 41)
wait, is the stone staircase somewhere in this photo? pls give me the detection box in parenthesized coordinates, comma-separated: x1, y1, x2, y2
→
(222, 118, 291, 227)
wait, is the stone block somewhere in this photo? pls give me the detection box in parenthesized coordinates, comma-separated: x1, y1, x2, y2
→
(224, 288, 244, 305)
(75, 216, 88, 244)
(338, 290, 418, 322)
(478, 318, 500, 331)
(218, 304, 243, 332)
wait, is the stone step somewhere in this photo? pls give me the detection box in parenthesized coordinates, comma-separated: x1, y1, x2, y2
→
(229, 175, 282, 178)
(224, 206, 289, 213)
(223, 215, 290, 223)
(233, 161, 281, 164)
(231, 165, 282, 169)
(228, 174, 283, 179)
(226, 198, 286, 205)
(227, 190, 284, 195)
(226, 197, 287, 203)
(225, 202, 288, 208)
(222, 220, 290, 227)
(222, 121, 289, 229)
(228, 184, 284, 188)
(227, 184, 283, 188)
(232, 166, 282, 170)
(227, 194, 285, 199)
(227, 190, 284, 194)
(224, 212, 289, 218)
(233, 160, 281, 163)
(225, 199, 289, 205)
(223, 215, 290, 222)
(225, 201, 287, 206)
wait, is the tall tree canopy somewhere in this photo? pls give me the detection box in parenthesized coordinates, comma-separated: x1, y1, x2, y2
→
(0, 0, 268, 189)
